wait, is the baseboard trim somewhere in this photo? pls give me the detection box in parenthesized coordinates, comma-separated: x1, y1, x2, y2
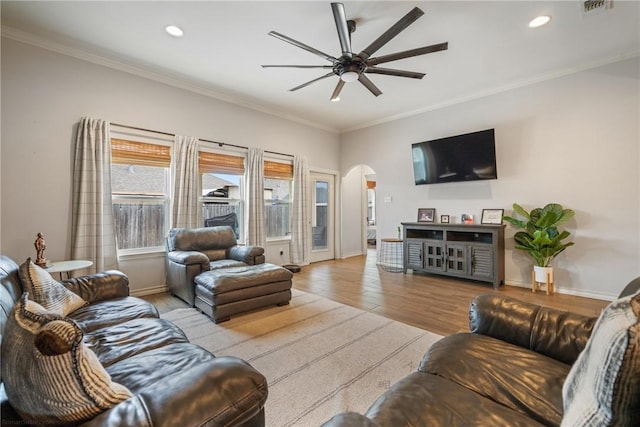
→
(504, 280, 615, 301)
(129, 277, 616, 301)
(341, 251, 365, 259)
(131, 285, 168, 297)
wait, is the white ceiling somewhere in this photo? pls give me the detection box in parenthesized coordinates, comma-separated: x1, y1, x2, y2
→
(2, 1, 639, 132)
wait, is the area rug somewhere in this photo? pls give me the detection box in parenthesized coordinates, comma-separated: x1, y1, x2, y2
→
(161, 289, 442, 427)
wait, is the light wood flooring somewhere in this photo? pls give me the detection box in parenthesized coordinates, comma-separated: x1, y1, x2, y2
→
(143, 249, 609, 336)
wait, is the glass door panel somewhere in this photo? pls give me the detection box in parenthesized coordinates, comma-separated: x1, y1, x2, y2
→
(310, 173, 334, 263)
(312, 181, 328, 251)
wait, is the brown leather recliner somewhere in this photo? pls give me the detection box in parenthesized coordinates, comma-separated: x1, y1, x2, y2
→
(165, 226, 266, 306)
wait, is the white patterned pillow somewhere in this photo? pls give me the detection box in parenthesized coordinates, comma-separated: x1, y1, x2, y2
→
(1, 294, 132, 424)
(561, 290, 640, 426)
(19, 257, 86, 315)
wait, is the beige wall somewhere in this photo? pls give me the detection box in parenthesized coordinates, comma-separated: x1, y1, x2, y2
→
(0, 38, 340, 293)
(2, 36, 638, 300)
(340, 58, 640, 300)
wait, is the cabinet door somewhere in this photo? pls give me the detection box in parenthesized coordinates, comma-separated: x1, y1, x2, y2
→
(406, 240, 424, 270)
(470, 245, 494, 280)
(445, 243, 469, 275)
(423, 241, 445, 272)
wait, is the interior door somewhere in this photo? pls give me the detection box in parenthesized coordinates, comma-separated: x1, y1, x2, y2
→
(309, 172, 335, 263)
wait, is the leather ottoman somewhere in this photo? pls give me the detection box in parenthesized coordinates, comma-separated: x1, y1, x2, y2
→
(194, 263, 293, 323)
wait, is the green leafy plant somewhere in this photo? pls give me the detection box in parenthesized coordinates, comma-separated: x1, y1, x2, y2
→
(503, 203, 575, 267)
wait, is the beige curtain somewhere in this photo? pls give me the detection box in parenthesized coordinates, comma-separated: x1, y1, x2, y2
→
(71, 117, 118, 273)
(245, 147, 265, 247)
(172, 135, 200, 228)
(290, 155, 309, 264)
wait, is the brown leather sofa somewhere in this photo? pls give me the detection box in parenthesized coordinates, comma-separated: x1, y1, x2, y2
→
(322, 293, 600, 427)
(0, 255, 268, 427)
(166, 226, 266, 306)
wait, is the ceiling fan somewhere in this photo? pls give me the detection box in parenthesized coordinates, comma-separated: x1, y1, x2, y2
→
(262, 3, 448, 101)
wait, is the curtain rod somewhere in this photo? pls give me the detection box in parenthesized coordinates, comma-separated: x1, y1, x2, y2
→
(110, 122, 293, 158)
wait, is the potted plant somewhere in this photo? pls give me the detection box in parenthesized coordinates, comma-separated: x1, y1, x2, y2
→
(503, 203, 575, 283)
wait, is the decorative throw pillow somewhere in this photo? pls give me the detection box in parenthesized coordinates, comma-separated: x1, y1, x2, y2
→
(561, 290, 640, 426)
(1, 294, 132, 424)
(18, 257, 86, 315)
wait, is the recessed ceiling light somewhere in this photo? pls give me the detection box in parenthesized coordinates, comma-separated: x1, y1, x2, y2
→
(528, 15, 551, 28)
(165, 25, 184, 37)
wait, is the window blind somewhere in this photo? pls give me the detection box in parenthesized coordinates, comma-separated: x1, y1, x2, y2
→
(264, 160, 293, 180)
(111, 139, 171, 168)
(199, 151, 245, 175)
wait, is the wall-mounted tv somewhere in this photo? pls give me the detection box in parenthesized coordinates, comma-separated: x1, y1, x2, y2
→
(412, 128, 497, 185)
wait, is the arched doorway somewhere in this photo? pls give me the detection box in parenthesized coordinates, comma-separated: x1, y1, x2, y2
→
(341, 164, 376, 258)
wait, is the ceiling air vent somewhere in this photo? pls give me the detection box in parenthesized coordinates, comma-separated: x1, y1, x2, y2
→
(582, 0, 612, 17)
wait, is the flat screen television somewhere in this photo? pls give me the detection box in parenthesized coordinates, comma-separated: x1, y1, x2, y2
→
(412, 128, 497, 185)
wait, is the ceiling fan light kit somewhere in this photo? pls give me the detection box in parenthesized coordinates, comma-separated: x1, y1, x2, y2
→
(340, 71, 359, 83)
(262, 2, 448, 101)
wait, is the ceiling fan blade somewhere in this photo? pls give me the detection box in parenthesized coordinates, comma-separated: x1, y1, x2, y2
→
(358, 74, 382, 97)
(330, 79, 346, 101)
(262, 65, 334, 69)
(358, 7, 424, 61)
(289, 72, 336, 92)
(331, 3, 352, 57)
(365, 67, 425, 79)
(268, 31, 337, 63)
(366, 42, 448, 66)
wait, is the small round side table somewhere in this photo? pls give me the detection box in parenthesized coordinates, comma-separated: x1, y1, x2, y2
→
(46, 260, 93, 280)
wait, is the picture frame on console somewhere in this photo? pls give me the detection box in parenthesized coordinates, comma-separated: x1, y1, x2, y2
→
(481, 209, 504, 225)
(440, 215, 450, 223)
(418, 208, 436, 223)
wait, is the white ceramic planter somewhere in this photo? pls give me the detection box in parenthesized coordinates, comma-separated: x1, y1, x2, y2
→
(534, 266, 553, 283)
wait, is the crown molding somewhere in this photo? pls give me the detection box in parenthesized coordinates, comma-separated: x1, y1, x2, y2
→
(1, 26, 339, 134)
(343, 50, 640, 133)
(4, 25, 637, 135)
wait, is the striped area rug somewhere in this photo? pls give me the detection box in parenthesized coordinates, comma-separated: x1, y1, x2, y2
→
(161, 289, 442, 427)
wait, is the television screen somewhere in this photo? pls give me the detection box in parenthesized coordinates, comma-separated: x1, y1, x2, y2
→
(412, 128, 497, 185)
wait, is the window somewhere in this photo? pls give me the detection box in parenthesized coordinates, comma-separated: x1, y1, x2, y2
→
(200, 150, 245, 240)
(111, 139, 170, 252)
(264, 160, 293, 240)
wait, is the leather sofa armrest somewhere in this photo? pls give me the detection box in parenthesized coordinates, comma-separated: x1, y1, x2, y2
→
(321, 412, 381, 427)
(228, 245, 265, 265)
(469, 294, 596, 364)
(83, 356, 267, 427)
(167, 250, 210, 270)
(62, 270, 129, 303)
(78, 396, 151, 427)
